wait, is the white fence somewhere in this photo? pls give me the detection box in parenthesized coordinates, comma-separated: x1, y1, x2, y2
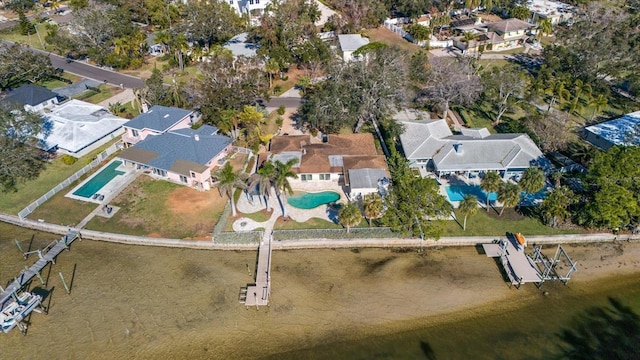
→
(18, 144, 120, 220)
(383, 19, 413, 42)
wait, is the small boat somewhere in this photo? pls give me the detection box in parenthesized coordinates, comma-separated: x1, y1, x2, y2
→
(0, 291, 42, 334)
(515, 232, 526, 247)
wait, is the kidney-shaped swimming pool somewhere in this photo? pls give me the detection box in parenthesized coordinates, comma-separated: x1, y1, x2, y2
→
(287, 191, 340, 209)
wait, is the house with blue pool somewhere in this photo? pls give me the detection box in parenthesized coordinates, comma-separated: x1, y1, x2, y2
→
(117, 123, 232, 191)
(583, 110, 640, 150)
(398, 117, 548, 180)
(260, 133, 390, 199)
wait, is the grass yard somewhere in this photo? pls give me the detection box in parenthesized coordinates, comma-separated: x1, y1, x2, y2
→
(456, 106, 495, 131)
(28, 189, 96, 226)
(84, 176, 226, 239)
(162, 65, 200, 85)
(0, 139, 121, 214)
(73, 85, 123, 104)
(364, 27, 422, 55)
(274, 216, 343, 230)
(37, 73, 82, 90)
(0, 23, 48, 50)
(443, 207, 584, 237)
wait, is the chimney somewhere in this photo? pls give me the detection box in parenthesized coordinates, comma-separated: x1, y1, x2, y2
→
(194, 134, 199, 141)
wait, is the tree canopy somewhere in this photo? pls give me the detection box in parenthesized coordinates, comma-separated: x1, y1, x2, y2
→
(0, 44, 56, 91)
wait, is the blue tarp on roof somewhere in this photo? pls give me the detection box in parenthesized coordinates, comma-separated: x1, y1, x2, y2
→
(585, 111, 640, 147)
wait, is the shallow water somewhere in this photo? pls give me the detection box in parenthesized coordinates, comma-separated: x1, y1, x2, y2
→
(1, 223, 639, 359)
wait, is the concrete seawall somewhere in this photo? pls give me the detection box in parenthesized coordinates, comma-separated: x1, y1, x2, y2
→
(1, 212, 638, 251)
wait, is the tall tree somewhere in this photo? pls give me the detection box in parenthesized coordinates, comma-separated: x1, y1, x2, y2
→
(182, 0, 244, 48)
(498, 181, 521, 216)
(363, 193, 383, 226)
(588, 94, 608, 122)
(481, 64, 530, 124)
(540, 186, 576, 227)
(420, 57, 483, 118)
(480, 171, 502, 211)
(144, 67, 166, 106)
(0, 108, 49, 192)
(339, 201, 363, 233)
(518, 167, 546, 208)
(458, 194, 478, 231)
(0, 44, 55, 90)
(214, 162, 248, 217)
(273, 158, 299, 219)
(249, 161, 276, 211)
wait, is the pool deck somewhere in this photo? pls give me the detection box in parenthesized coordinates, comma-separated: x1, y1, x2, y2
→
(65, 160, 138, 204)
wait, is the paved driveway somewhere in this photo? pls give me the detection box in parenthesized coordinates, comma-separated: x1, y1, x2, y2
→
(53, 79, 102, 98)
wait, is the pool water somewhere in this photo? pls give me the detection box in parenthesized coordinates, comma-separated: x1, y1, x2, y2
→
(287, 191, 340, 209)
(445, 185, 497, 203)
(73, 161, 125, 198)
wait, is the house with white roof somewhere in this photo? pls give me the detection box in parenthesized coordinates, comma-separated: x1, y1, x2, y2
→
(118, 124, 232, 191)
(398, 118, 547, 179)
(1, 84, 60, 112)
(338, 34, 370, 62)
(583, 110, 640, 150)
(39, 100, 128, 157)
(121, 105, 199, 147)
(527, 0, 576, 25)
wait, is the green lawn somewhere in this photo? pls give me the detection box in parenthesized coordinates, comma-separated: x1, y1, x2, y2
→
(0, 23, 49, 50)
(457, 106, 495, 131)
(0, 139, 120, 214)
(274, 217, 344, 230)
(28, 189, 97, 226)
(73, 85, 122, 104)
(443, 207, 585, 237)
(37, 73, 82, 90)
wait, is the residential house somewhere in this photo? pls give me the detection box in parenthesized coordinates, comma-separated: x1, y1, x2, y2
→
(486, 18, 533, 48)
(225, 0, 270, 17)
(39, 100, 128, 157)
(453, 31, 505, 54)
(146, 33, 165, 56)
(118, 125, 233, 191)
(337, 34, 370, 62)
(528, 0, 576, 25)
(223, 33, 258, 58)
(1, 84, 60, 112)
(583, 110, 640, 150)
(398, 118, 547, 179)
(262, 133, 390, 199)
(122, 105, 199, 147)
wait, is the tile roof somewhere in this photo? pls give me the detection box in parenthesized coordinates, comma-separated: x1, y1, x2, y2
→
(118, 128, 232, 175)
(126, 105, 194, 132)
(2, 84, 58, 107)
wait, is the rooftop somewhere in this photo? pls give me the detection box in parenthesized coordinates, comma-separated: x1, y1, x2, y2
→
(584, 110, 640, 147)
(126, 105, 193, 132)
(2, 84, 58, 107)
(223, 32, 258, 58)
(338, 34, 370, 52)
(487, 18, 533, 33)
(528, 0, 576, 17)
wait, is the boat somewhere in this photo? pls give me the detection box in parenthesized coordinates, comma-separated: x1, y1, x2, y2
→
(0, 291, 42, 334)
(515, 232, 527, 247)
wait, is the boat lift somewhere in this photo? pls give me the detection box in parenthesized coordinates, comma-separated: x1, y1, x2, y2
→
(528, 244, 578, 287)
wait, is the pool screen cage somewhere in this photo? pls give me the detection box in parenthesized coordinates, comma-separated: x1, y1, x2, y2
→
(527, 245, 578, 287)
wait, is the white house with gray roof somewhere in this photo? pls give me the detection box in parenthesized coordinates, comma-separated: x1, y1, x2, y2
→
(122, 105, 199, 147)
(2, 84, 60, 112)
(399, 118, 546, 179)
(338, 34, 370, 62)
(118, 125, 232, 191)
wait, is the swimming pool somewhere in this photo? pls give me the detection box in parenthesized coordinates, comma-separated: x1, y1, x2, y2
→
(445, 185, 497, 203)
(287, 191, 340, 209)
(72, 161, 125, 198)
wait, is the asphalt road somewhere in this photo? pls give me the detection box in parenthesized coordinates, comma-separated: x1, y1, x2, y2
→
(265, 97, 302, 110)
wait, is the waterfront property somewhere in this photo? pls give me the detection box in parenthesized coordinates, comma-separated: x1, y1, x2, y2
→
(261, 133, 390, 200)
(72, 160, 125, 198)
(121, 105, 199, 147)
(398, 117, 548, 180)
(66, 159, 136, 203)
(118, 125, 232, 191)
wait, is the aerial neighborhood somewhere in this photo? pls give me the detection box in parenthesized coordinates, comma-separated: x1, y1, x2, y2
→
(1, 0, 640, 356)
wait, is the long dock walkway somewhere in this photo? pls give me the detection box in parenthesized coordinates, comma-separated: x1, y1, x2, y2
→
(483, 237, 542, 288)
(241, 234, 273, 308)
(0, 230, 79, 310)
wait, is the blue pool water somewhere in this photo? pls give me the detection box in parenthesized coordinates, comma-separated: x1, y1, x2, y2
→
(445, 185, 498, 203)
(445, 185, 548, 205)
(287, 191, 340, 209)
(73, 161, 124, 198)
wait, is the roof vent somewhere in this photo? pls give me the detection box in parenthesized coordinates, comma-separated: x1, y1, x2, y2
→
(194, 134, 199, 141)
(163, 114, 170, 118)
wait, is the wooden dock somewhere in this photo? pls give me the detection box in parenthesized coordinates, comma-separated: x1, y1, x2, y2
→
(0, 230, 79, 310)
(240, 234, 272, 308)
(483, 237, 542, 288)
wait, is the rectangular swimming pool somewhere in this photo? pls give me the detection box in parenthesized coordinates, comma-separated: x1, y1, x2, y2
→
(445, 185, 497, 203)
(72, 161, 124, 198)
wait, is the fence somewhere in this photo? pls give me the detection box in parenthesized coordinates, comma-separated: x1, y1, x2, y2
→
(383, 20, 413, 43)
(273, 227, 399, 241)
(18, 144, 120, 220)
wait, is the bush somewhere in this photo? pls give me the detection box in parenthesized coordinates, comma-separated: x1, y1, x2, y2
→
(276, 117, 284, 126)
(273, 85, 282, 94)
(60, 154, 78, 165)
(277, 105, 286, 115)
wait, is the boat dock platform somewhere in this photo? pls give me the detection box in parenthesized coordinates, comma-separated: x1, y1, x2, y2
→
(240, 234, 272, 308)
(0, 230, 79, 310)
(483, 237, 542, 288)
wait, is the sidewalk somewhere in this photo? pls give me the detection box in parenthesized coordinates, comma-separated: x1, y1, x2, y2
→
(98, 88, 135, 108)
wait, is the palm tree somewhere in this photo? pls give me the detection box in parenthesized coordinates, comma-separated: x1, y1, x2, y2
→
(570, 79, 592, 115)
(540, 186, 577, 227)
(536, 18, 553, 40)
(518, 167, 545, 208)
(214, 162, 248, 217)
(338, 202, 363, 233)
(154, 31, 171, 54)
(363, 194, 383, 227)
(273, 158, 299, 218)
(265, 58, 279, 89)
(498, 182, 521, 216)
(458, 194, 478, 231)
(480, 171, 502, 211)
(589, 94, 608, 121)
(249, 160, 276, 211)
(546, 80, 571, 112)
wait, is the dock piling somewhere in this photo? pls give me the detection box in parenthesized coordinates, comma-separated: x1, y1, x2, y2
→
(14, 239, 24, 256)
(58, 272, 70, 295)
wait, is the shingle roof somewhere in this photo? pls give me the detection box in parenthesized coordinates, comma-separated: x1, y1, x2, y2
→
(2, 84, 58, 107)
(118, 129, 232, 175)
(338, 34, 370, 52)
(451, 18, 476, 28)
(398, 119, 453, 159)
(125, 105, 193, 132)
(487, 18, 533, 33)
(342, 155, 389, 188)
(584, 110, 640, 147)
